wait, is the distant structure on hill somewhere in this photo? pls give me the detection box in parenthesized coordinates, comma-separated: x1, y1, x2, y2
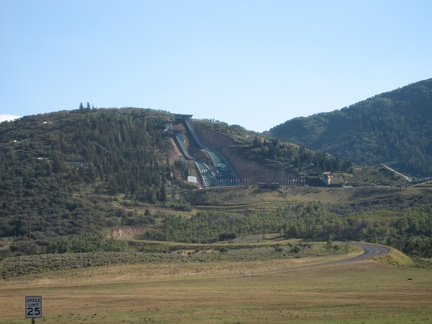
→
(323, 172, 333, 185)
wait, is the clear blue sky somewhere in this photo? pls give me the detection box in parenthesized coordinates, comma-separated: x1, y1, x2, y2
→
(1, 0, 431, 131)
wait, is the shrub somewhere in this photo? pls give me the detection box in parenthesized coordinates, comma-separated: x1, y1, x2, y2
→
(219, 233, 237, 241)
(291, 245, 302, 253)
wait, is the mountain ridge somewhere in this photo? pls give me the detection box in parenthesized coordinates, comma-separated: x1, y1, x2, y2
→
(268, 78, 432, 177)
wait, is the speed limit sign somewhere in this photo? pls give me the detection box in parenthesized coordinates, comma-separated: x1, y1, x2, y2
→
(25, 296, 42, 318)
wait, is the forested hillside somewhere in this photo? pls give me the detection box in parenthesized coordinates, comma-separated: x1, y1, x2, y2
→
(0, 108, 180, 255)
(194, 119, 352, 183)
(269, 78, 432, 177)
(0, 107, 353, 257)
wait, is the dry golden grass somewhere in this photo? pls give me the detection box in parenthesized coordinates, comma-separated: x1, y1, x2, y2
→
(1, 249, 432, 323)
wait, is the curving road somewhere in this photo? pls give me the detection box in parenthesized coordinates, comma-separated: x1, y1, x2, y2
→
(299, 242, 391, 270)
(347, 242, 391, 262)
(237, 243, 391, 278)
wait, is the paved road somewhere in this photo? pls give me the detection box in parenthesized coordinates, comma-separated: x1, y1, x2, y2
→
(242, 243, 391, 277)
(294, 242, 391, 270)
(346, 242, 391, 262)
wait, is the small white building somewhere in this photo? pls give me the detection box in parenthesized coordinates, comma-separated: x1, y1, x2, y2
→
(187, 176, 197, 183)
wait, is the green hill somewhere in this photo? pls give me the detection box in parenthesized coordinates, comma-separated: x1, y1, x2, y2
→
(0, 108, 176, 255)
(268, 78, 432, 177)
(0, 107, 355, 257)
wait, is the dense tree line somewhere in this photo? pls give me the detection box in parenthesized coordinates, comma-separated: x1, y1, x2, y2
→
(269, 78, 432, 176)
(142, 202, 432, 258)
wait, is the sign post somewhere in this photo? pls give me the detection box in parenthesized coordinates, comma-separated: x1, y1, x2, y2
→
(25, 296, 42, 323)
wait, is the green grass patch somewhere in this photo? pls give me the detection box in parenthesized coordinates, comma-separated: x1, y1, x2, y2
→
(375, 247, 415, 267)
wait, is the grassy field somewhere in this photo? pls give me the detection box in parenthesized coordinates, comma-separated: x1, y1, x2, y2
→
(1, 246, 431, 323)
(181, 185, 432, 213)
